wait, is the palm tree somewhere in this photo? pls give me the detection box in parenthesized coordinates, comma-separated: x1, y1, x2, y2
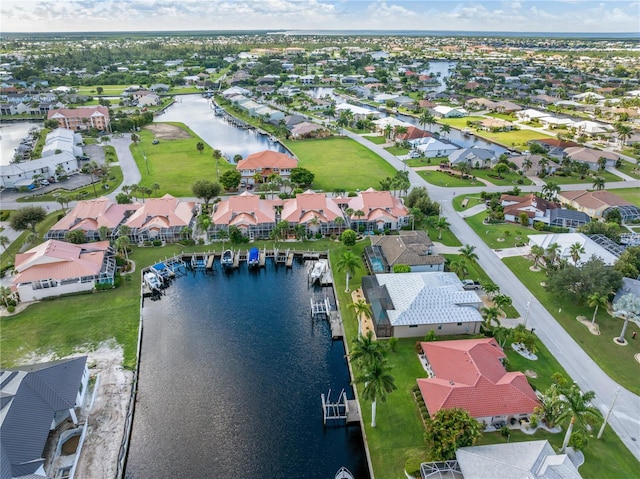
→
(383, 124, 393, 139)
(596, 156, 608, 173)
(450, 258, 468, 279)
(419, 110, 436, 132)
(615, 123, 632, 147)
(333, 216, 345, 234)
(212, 149, 222, 181)
(459, 244, 478, 264)
(336, 251, 360, 293)
(440, 123, 451, 138)
(151, 183, 161, 197)
(569, 242, 585, 265)
(114, 235, 130, 262)
(350, 330, 386, 369)
(541, 181, 560, 201)
(531, 245, 545, 268)
(493, 163, 510, 179)
(481, 281, 500, 299)
(56, 195, 70, 214)
(587, 292, 608, 325)
(522, 157, 533, 173)
(356, 356, 397, 428)
(481, 306, 501, 330)
(98, 225, 110, 241)
(0, 235, 9, 252)
(558, 384, 602, 452)
(350, 300, 373, 338)
(0, 286, 12, 308)
(494, 294, 512, 316)
(435, 216, 450, 240)
(538, 156, 549, 174)
(545, 242, 561, 266)
(613, 293, 640, 343)
(592, 176, 605, 191)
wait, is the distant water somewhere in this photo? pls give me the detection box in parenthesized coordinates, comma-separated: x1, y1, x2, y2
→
(125, 261, 369, 479)
(271, 30, 638, 39)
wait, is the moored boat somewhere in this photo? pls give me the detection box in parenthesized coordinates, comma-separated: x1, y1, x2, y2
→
(248, 247, 259, 267)
(335, 467, 354, 479)
(221, 249, 234, 268)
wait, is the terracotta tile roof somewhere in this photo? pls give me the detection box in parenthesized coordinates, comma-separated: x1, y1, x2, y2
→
(49, 198, 140, 232)
(236, 150, 298, 170)
(395, 126, 434, 141)
(346, 188, 409, 221)
(281, 190, 344, 224)
(212, 192, 276, 225)
(124, 194, 195, 229)
(500, 193, 558, 218)
(559, 190, 631, 210)
(47, 105, 109, 120)
(418, 338, 540, 419)
(533, 138, 581, 149)
(13, 240, 110, 284)
(564, 147, 619, 164)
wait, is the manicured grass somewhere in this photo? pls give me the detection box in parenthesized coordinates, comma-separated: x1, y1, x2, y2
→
(385, 146, 410, 156)
(486, 112, 517, 121)
(416, 170, 478, 188)
(464, 211, 535, 249)
(615, 159, 640, 180)
(452, 194, 484, 212)
(545, 170, 621, 185)
(283, 137, 398, 192)
(424, 224, 462, 247)
(405, 158, 439, 168)
(609, 187, 640, 206)
(471, 168, 533, 186)
(438, 116, 485, 129)
(76, 84, 128, 96)
(502, 256, 640, 395)
(132, 122, 234, 196)
(362, 135, 387, 145)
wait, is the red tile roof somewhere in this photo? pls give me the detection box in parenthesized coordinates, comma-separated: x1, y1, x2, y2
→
(236, 150, 298, 170)
(418, 338, 539, 419)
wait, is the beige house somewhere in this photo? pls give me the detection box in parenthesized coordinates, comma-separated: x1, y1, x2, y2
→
(123, 194, 196, 243)
(47, 106, 110, 131)
(342, 188, 410, 232)
(12, 240, 115, 301)
(236, 150, 298, 185)
(367, 230, 445, 273)
(558, 190, 631, 218)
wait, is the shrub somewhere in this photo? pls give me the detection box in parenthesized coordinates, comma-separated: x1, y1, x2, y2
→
(405, 457, 422, 477)
(389, 336, 399, 352)
(152, 239, 162, 247)
(7, 305, 15, 313)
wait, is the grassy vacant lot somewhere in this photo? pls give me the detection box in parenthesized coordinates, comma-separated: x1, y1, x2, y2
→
(362, 135, 387, 145)
(609, 187, 640, 206)
(616, 159, 640, 180)
(464, 211, 535, 248)
(545, 170, 621, 185)
(131, 122, 234, 196)
(471, 168, 533, 186)
(385, 145, 410, 156)
(503, 256, 640, 395)
(416, 169, 476, 188)
(283, 137, 397, 192)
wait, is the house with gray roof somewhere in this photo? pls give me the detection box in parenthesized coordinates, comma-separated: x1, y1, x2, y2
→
(1, 356, 88, 479)
(361, 272, 483, 338)
(448, 147, 497, 168)
(367, 230, 445, 273)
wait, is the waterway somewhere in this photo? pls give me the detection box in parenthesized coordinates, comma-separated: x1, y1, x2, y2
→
(157, 95, 287, 160)
(125, 261, 369, 479)
(0, 121, 41, 166)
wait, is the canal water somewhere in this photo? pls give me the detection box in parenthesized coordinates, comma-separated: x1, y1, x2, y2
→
(125, 261, 369, 479)
(0, 121, 41, 166)
(157, 95, 287, 161)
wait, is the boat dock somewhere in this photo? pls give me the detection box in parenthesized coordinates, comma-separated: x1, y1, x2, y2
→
(176, 248, 329, 270)
(321, 389, 361, 426)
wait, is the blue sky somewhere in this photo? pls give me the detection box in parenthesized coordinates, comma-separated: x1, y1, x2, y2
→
(2, 1, 638, 33)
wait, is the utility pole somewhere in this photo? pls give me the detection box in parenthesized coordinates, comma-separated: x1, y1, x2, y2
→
(523, 296, 533, 328)
(597, 388, 621, 439)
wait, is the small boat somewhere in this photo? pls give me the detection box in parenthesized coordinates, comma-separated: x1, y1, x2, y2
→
(335, 467, 354, 479)
(248, 247, 259, 267)
(221, 249, 234, 268)
(143, 271, 162, 290)
(309, 259, 328, 282)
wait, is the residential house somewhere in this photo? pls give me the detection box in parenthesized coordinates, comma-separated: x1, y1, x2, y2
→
(361, 272, 484, 338)
(236, 150, 298, 185)
(509, 154, 558, 176)
(367, 230, 445, 273)
(12, 240, 115, 301)
(45, 197, 140, 241)
(395, 126, 434, 143)
(414, 137, 459, 158)
(516, 108, 547, 122)
(528, 138, 581, 160)
(433, 105, 468, 118)
(475, 118, 515, 132)
(47, 106, 110, 131)
(558, 190, 632, 219)
(494, 100, 522, 113)
(465, 98, 497, 111)
(0, 151, 78, 189)
(280, 190, 345, 236)
(210, 191, 277, 240)
(1, 356, 89, 479)
(448, 147, 497, 168)
(417, 338, 540, 425)
(136, 92, 161, 107)
(500, 193, 557, 225)
(372, 116, 412, 135)
(335, 102, 379, 121)
(538, 116, 574, 129)
(569, 120, 613, 137)
(563, 147, 619, 170)
(122, 194, 196, 243)
(289, 122, 327, 139)
(528, 233, 619, 265)
(41, 127, 83, 158)
(343, 188, 410, 232)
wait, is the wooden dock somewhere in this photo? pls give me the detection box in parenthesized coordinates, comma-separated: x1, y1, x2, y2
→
(206, 255, 215, 270)
(286, 251, 294, 268)
(329, 312, 344, 339)
(346, 400, 361, 424)
(232, 250, 240, 268)
(259, 251, 266, 267)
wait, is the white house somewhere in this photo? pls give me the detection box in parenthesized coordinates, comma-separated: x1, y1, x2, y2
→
(528, 233, 619, 265)
(414, 137, 459, 158)
(41, 128, 83, 158)
(516, 108, 547, 122)
(0, 151, 79, 189)
(433, 105, 468, 118)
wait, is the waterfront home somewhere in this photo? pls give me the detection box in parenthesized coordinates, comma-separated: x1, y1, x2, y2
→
(562, 146, 619, 170)
(280, 190, 345, 236)
(342, 188, 410, 232)
(121, 194, 196, 243)
(394, 126, 434, 143)
(41, 127, 84, 158)
(448, 147, 498, 169)
(360, 272, 483, 338)
(557, 190, 632, 219)
(569, 120, 614, 137)
(335, 102, 380, 121)
(414, 137, 459, 158)
(528, 138, 581, 160)
(528, 233, 619, 265)
(1, 356, 89, 479)
(494, 100, 522, 113)
(509, 153, 558, 176)
(372, 116, 413, 136)
(236, 150, 298, 185)
(46, 197, 140, 242)
(432, 105, 468, 118)
(12, 240, 115, 301)
(465, 97, 497, 111)
(0, 151, 79, 189)
(210, 191, 277, 240)
(475, 118, 515, 132)
(366, 230, 445, 273)
(47, 105, 110, 131)
(516, 108, 547, 122)
(417, 338, 540, 425)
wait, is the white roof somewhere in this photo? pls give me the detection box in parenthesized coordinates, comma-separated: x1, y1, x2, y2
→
(1, 151, 76, 177)
(375, 272, 483, 326)
(415, 137, 459, 153)
(519, 108, 548, 119)
(433, 105, 467, 115)
(335, 102, 375, 116)
(528, 233, 618, 266)
(539, 116, 574, 126)
(372, 116, 412, 128)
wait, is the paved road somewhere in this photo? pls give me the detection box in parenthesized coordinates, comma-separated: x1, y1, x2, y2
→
(343, 129, 640, 460)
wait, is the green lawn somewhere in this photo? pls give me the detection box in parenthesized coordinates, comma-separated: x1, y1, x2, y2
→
(385, 146, 410, 156)
(471, 168, 533, 187)
(502, 256, 640, 395)
(416, 170, 479, 188)
(362, 135, 387, 145)
(0, 211, 60, 272)
(610, 187, 640, 206)
(545, 170, 621, 185)
(424, 224, 462, 247)
(615, 159, 640, 180)
(464, 211, 535, 248)
(132, 122, 235, 196)
(405, 158, 439, 168)
(452, 194, 484, 212)
(283, 137, 397, 192)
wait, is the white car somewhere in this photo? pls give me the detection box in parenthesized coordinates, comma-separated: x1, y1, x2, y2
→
(409, 150, 421, 158)
(41, 180, 50, 186)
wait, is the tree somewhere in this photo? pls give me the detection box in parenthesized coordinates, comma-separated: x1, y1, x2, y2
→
(532, 383, 564, 429)
(557, 384, 602, 452)
(459, 244, 478, 264)
(592, 176, 605, 191)
(196, 141, 205, 154)
(613, 293, 640, 343)
(569, 242, 586, 266)
(614, 246, 640, 279)
(356, 356, 397, 428)
(419, 110, 436, 132)
(435, 216, 450, 240)
(545, 242, 561, 266)
(349, 299, 372, 337)
(350, 330, 385, 370)
(546, 256, 623, 303)
(596, 156, 608, 173)
(0, 235, 10, 251)
(450, 258, 468, 279)
(615, 123, 632, 147)
(481, 281, 500, 299)
(65, 229, 87, 244)
(519, 211, 529, 226)
(96, 86, 104, 95)
(336, 251, 360, 293)
(98, 225, 110, 241)
(56, 195, 70, 213)
(151, 183, 161, 197)
(340, 229, 357, 247)
(493, 163, 509, 179)
(290, 167, 315, 188)
(83, 161, 102, 198)
(191, 180, 222, 210)
(531, 245, 545, 268)
(494, 294, 512, 315)
(10, 206, 47, 234)
(587, 292, 608, 325)
(405, 187, 440, 217)
(212, 149, 222, 181)
(114, 235, 130, 262)
(481, 306, 501, 330)
(440, 123, 451, 138)
(541, 181, 560, 201)
(424, 407, 483, 461)
(131, 133, 140, 145)
(220, 170, 241, 190)
(604, 207, 622, 225)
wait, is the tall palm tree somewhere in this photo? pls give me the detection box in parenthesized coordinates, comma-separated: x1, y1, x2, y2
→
(615, 123, 632, 147)
(355, 356, 397, 428)
(350, 330, 386, 369)
(212, 149, 222, 181)
(336, 251, 360, 293)
(450, 258, 468, 279)
(151, 183, 161, 197)
(545, 242, 561, 266)
(592, 176, 605, 191)
(541, 180, 560, 201)
(0, 235, 9, 252)
(530, 245, 545, 268)
(587, 292, 608, 325)
(459, 244, 478, 264)
(349, 299, 373, 338)
(440, 123, 451, 138)
(481, 306, 501, 330)
(435, 216, 450, 240)
(596, 157, 608, 173)
(558, 384, 602, 452)
(569, 242, 585, 265)
(114, 235, 130, 262)
(494, 294, 513, 316)
(538, 156, 549, 174)
(419, 110, 436, 132)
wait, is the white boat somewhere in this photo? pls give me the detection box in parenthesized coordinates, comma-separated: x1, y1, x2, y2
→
(335, 467, 354, 479)
(221, 249, 234, 268)
(309, 259, 328, 281)
(143, 271, 162, 290)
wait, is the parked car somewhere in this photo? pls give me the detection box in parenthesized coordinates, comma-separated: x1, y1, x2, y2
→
(40, 180, 50, 187)
(462, 279, 482, 290)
